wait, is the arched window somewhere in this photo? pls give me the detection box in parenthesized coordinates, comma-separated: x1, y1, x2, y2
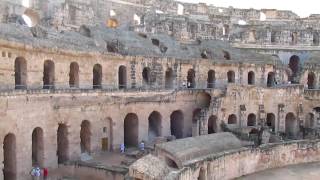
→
(248, 71, 255, 85)
(165, 68, 174, 89)
(69, 62, 79, 88)
(227, 71, 235, 83)
(170, 110, 184, 139)
(289, 55, 300, 83)
(267, 72, 275, 87)
(187, 69, 196, 88)
(93, 64, 102, 89)
(291, 32, 298, 45)
(307, 72, 316, 89)
(223, 51, 231, 60)
(207, 70, 215, 88)
(247, 114, 256, 126)
(14, 57, 27, 89)
(43, 60, 55, 89)
(142, 67, 151, 85)
(285, 113, 297, 138)
(32, 127, 44, 166)
(313, 32, 319, 46)
(228, 114, 237, 124)
(118, 65, 127, 89)
(266, 113, 276, 132)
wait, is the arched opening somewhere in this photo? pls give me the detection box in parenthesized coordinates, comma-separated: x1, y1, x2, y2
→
(43, 60, 55, 89)
(93, 64, 102, 89)
(14, 57, 27, 89)
(32, 127, 44, 167)
(247, 114, 256, 126)
(227, 71, 235, 83)
(80, 120, 91, 153)
(187, 69, 196, 88)
(228, 114, 237, 124)
(248, 71, 255, 85)
(313, 32, 319, 46)
(266, 113, 276, 132)
(271, 31, 277, 43)
(223, 51, 231, 60)
(124, 113, 139, 147)
(118, 65, 127, 89)
(291, 32, 298, 45)
(170, 110, 184, 139)
(57, 124, 69, 164)
(165, 157, 178, 169)
(267, 72, 275, 87)
(289, 55, 300, 83)
(69, 62, 79, 88)
(165, 68, 174, 89)
(307, 72, 316, 89)
(196, 92, 211, 108)
(223, 24, 229, 36)
(3, 133, 16, 180)
(148, 111, 162, 141)
(208, 115, 217, 134)
(207, 70, 215, 88)
(285, 113, 297, 138)
(142, 67, 151, 85)
(305, 113, 314, 128)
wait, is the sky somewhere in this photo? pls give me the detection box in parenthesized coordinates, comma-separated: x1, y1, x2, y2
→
(178, 0, 319, 17)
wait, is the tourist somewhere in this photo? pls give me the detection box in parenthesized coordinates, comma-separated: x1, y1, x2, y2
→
(120, 143, 125, 153)
(43, 167, 48, 180)
(139, 141, 145, 151)
(30, 166, 41, 180)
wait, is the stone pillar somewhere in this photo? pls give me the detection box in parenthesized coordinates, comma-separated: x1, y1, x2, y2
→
(278, 104, 285, 132)
(239, 105, 246, 128)
(199, 108, 209, 135)
(259, 104, 266, 126)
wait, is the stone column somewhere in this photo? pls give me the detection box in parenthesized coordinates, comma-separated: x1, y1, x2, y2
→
(278, 104, 285, 133)
(259, 104, 266, 126)
(239, 105, 246, 128)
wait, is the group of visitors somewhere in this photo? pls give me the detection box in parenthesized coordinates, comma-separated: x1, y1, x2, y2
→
(120, 141, 145, 153)
(30, 166, 48, 180)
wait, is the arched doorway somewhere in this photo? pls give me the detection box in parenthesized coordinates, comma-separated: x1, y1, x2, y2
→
(69, 62, 79, 88)
(43, 60, 55, 89)
(142, 67, 151, 86)
(93, 64, 102, 89)
(266, 113, 276, 132)
(313, 32, 319, 46)
(187, 69, 196, 88)
(307, 72, 316, 89)
(14, 57, 27, 89)
(170, 110, 184, 139)
(124, 113, 139, 147)
(80, 120, 91, 153)
(267, 72, 275, 87)
(247, 114, 256, 126)
(32, 127, 44, 167)
(148, 111, 162, 141)
(248, 71, 255, 85)
(196, 92, 211, 108)
(57, 124, 69, 164)
(305, 113, 314, 128)
(207, 70, 215, 88)
(285, 113, 297, 138)
(208, 115, 217, 134)
(3, 133, 16, 180)
(227, 71, 235, 83)
(291, 32, 298, 45)
(228, 114, 237, 124)
(289, 55, 300, 83)
(118, 65, 127, 89)
(165, 68, 174, 89)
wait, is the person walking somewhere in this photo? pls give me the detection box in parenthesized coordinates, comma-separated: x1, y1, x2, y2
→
(43, 167, 48, 180)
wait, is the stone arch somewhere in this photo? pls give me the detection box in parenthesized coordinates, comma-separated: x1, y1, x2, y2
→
(248, 71, 255, 85)
(3, 133, 16, 180)
(118, 65, 127, 89)
(43, 60, 55, 89)
(57, 124, 69, 164)
(247, 113, 256, 126)
(307, 72, 316, 89)
(93, 64, 102, 89)
(223, 51, 231, 60)
(14, 57, 27, 89)
(227, 70, 235, 83)
(305, 113, 314, 128)
(313, 32, 319, 46)
(32, 127, 44, 167)
(208, 115, 217, 134)
(289, 55, 300, 83)
(271, 31, 277, 43)
(187, 69, 196, 88)
(291, 32, 298, 45)
(165, 68, 174, 89)
(148, 111, 162, 141)
(207, 70, 215, 88)
(267, 72, 275, 87)
(124, 113, 139, 147)
(223, 24, 229, 36)
(69, 62, 79, 88)
(285, 113, 297, 138)
(196, 92, 211, 108)
(142, 67, 151, 85)
(266, 113, 276, 132)
(228, 114, 237, 124)
(80, 120, 91, 153)
(170, 110, 184, 139)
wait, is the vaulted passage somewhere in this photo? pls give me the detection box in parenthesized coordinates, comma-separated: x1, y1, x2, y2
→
(266, 113, 276, 132)
(170, 110, 184, 139)
(124, 113, 139, 147)
(289, 55, 300, 83)
(247, 114, 256, 126)
(118, 65, 127, 89)
(248, 71, 255, 85)
(3, 133, 16, 180)
(196, 92, 211, 108)
(267, 72, 275, 87)
(305, 113, 314, 128)
(307, 72, 316, 89)
(32, 127, 44, 167)
(142, 67, 151, 85)
(80, 120, 91, 153)
(43, 60, 55, 89)
(228, 114, 237, 124)
(148, 111, 162, 141)
(187, 69, 196, 88)
(69, 62, 79, 88)
(93, 64, 102, 89)
(285, 113, 297, 138)
(207, 70, 215, 88)
(57, 124, 69, 164)
(227, 71, 235, 83)
(208, 115, 217, 134)
(165, 68, 174, 89)
(14, 57, 27, 89)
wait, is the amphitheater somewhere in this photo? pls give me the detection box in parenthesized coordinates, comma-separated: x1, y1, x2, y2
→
(1, 0, 320, 180)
